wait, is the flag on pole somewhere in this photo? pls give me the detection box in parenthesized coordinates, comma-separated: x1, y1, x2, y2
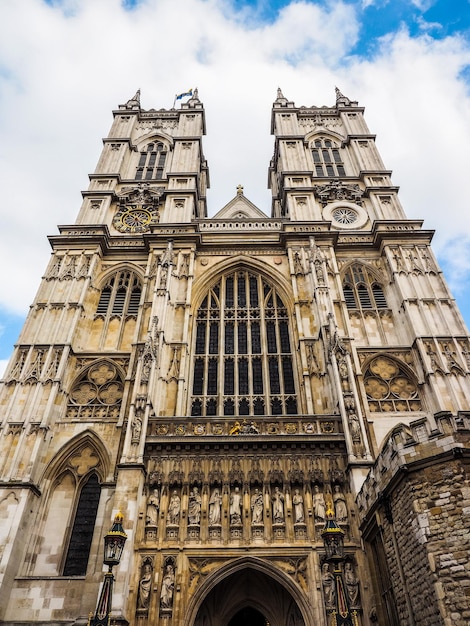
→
(175, 89, 193, 100)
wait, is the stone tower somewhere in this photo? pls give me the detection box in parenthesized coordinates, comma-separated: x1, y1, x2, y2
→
(0, 88, 469, 626)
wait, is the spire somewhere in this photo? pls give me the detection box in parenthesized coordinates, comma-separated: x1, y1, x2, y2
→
(335, 86, 354, 107)
(125, 88, 141, 110)
(275, 87, 288, 105)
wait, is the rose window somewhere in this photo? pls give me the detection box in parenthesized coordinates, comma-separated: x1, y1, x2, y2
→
(332, 207, 358, 225)
(364, 356, 421, 412)
(67, 362, 124, 420)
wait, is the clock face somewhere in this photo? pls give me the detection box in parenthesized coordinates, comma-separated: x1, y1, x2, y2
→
(113, 207, 155, 233)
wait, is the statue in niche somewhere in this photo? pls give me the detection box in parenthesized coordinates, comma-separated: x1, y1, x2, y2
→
(137, 562, 152, 610)
(131, 412, 142, 443)
(167, 491, 181, 525)
(344, 562, 360, 607)
(230, 487, 242, 524)
(188, 487, 202, 526)
(321, 563, 335, 608)
(333, 485, 348, 522)
(251, 488, 263, 524)
(313, 485, 326, 522)
(160, 563, 175, 610)
(208, 488, 222, 526)
(146, 488, 160, 526)
(271, 487, 285, 524)
(348, 412, 361, 443)
(292, 489, 305, 524)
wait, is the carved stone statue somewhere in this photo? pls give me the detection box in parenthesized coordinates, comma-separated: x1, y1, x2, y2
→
(208, 488, 222, 526)
(160, 563, 175, 610)
(344, 562, 360, 607)
(333, 485, 348, 522)
(292, 489, 305, 524)
(188, 487, 202, 526)
(251, 488, 263, 524)
(271, 487, 285, 524)
(313, 485, 326, 522)
(137, 562, 152, 610)
(146, 488, 160, 526)
(167, 491, 181, 525)
(322, 563, 336, 608)
(230, 487, 242, 524)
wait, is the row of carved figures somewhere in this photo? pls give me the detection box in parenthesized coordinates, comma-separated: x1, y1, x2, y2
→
(145, 483, 348, 528)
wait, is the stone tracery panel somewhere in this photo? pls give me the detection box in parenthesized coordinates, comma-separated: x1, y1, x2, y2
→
(363, 355, 421, 412)
(66, 361, 124, 420)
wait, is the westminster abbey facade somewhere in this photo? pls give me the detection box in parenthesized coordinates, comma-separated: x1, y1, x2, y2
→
(0, 88, 469, 626)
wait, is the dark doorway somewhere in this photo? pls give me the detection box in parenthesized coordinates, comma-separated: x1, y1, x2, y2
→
(228, 607, 267, 626)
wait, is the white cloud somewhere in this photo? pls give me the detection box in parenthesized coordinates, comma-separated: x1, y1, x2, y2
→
(0, 0, 469, 336)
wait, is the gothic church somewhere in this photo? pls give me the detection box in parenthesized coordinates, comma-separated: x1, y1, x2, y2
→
(0, 88, 469, 626)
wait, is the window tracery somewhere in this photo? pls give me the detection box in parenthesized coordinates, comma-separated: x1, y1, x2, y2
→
(363, 356, 421, 412)
(135, 141, 167, 180)
(342, 263, 387, 310)
(191, 271, 297, 417)
(66, 361, 124, 420)
(311, 138, 345, 177)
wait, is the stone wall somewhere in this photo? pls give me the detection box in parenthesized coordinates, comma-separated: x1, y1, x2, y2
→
(357, 412, 470, 626)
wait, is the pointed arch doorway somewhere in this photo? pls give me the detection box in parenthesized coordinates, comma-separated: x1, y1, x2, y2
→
(192, 565, 306, 626)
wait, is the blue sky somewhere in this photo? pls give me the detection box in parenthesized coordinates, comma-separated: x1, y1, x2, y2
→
(1, 0, 470, 374)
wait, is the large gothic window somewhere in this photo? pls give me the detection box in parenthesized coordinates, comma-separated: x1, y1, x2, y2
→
(135, 142, 167, 180)
(342, 264, 387, 310)
(191, 271, 297, 417)
(311, 138, 345, 177)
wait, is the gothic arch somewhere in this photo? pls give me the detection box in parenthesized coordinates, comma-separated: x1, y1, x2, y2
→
(305, 129, 345, 144)
(361, 353, 422, 413)
(339, 259, 386, 285)
(95, 262, 145, 290)
(187, 557, 312, 626)
(41, 429, 111, 485)
(191, 255, 295, 313)
(65, 359, 126, 421)
(134, 131, 174, 151)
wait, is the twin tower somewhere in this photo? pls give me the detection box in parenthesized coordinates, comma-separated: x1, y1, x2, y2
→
(0, 88, 469, 626)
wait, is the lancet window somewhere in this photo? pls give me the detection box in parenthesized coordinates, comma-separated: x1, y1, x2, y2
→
(63, 473, 101, 576)
(342, 264, 387, 310)
(96, 270, 141, 318)
(311, 138, 345, 177)
(191, 271, 298, 417)
(135, 142, 167, 180)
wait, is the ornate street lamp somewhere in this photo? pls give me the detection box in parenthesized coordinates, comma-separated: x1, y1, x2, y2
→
(89, 512, 128, 626)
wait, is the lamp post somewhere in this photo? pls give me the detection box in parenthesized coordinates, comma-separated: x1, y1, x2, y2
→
(89, 512, 128, 626)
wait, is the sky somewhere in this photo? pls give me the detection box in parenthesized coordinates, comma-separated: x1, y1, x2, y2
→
(1, 0, 470, 377)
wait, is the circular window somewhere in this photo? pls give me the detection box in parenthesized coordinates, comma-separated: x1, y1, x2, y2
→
(323, 201, 368, 230)
(332, 207, 358, 225)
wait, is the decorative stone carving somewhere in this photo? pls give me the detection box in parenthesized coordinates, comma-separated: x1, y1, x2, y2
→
(321, 563, 336, 608)
(344, 562, 360, 608)
(146, 488, 160, 526)
(230, 487, 242, 525)
(333, 485, 348, 522)
(137, 558, 153, 612)
(314, 180, 363, 207)
(313, 485, 326, 522)
(188, 487, 202, 526)
(208, 488, 222, 526)
(271, 487, 285, 524)
(251, 488, 263, 524)
(113, 183, 163, 234)
(167, 491, 181, 526)
(292, 489, 305, 524)
(160, 560, 175, 612)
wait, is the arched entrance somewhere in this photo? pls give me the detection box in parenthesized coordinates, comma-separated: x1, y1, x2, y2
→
(228, 607, 267, 626)
(193, 566, 306, 626)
